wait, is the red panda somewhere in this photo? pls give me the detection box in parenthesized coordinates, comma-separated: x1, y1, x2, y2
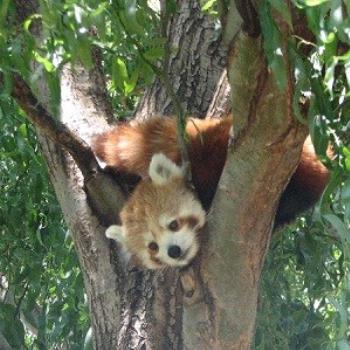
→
(93, 116, 330, 269)
(105, 153, 206, 269)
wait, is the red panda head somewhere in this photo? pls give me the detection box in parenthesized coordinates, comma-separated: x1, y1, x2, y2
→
(106, 153, 206, 269)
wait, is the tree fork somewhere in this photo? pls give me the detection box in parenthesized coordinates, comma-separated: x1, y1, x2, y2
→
(9, 1, 313, 349)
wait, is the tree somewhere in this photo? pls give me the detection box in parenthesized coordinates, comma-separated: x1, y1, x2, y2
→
(0, 0, 349, 349)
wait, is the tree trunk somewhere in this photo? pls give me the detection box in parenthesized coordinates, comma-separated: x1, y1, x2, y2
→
(12, 1, 308, 349)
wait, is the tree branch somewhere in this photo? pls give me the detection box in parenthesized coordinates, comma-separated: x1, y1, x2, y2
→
(9, 73, 99, 178)
(14, 281, 29, 319)
(234, 0, 261, 37)
(7, 71, 126, 225)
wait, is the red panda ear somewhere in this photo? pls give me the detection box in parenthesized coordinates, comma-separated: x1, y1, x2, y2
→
(105, 225, 125, 243)
(148, 153, 183, 185)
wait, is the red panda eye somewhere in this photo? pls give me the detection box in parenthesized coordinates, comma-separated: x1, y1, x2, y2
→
(168, 220, 179, 231)
(148, 242, 159, 252)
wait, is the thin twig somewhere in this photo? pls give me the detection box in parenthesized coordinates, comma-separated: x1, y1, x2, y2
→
(14, 281, 29, 319)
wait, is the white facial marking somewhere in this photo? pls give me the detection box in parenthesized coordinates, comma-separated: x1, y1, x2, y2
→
(105, 225, 124, 242)
(157, 228, 198, 267)
(153, 194, 205, 268)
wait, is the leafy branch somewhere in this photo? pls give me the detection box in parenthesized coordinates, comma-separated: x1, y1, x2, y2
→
(5, 73, 100, 179)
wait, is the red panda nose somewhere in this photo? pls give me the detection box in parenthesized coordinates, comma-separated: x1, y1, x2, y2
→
(168, 245, 182, 259)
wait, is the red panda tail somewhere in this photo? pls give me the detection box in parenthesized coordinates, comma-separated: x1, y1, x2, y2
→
(275, 137, 330, 225)
(93, 116, 330, 225)
(92, 117, 181, 177)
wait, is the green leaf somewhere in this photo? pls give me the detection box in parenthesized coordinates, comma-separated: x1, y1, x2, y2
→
(309, 114, 329, 157)
(90, 2, 108, 17)
(23, 14, 43, 32)
(143, 46, 164, 61)
(329, 295, 350, 344)
(268, 0, 292, 27)
(0, 0, 10, 28)
(259, 0, 287, 89)
(0, 303, 25, 348)
(0, 70, 13, 97)
(300, 0, 331, 6)
(120, 0, 144, 35)
(33, 51, 55, 72)
(77, 37, 93, 68)
(112, 57, 129, 91)
(342, 177, 350, 222)
(323, 32, 337, 63)
(323, 214, 350, 246)
(202, 0, 217, 12)
(124, 68, 139, 95)
(289, 44, 310, 124)
(165, 0, 177, 15)
(46, 71, 61, 117)
(330, 0, 343, 28)
(343, 147, 350, 172)
(324, 58, 337, 97)
(18, 123, 28, 138)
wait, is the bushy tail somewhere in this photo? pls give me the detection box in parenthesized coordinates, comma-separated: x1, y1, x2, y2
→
(92, 117, 180, 177)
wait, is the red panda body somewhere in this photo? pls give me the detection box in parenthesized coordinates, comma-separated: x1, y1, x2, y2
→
(94, 116, 329, 269)
(93, 116, 329, 225)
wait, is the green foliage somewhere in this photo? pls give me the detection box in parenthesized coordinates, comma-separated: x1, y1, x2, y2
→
(0, 0, 163, 117)
(0, 100, 89, 349)
(259, 0, 289, 89)
(256, 1, 350, 349)
(256, 216, 350, 349)
(0, 1, 165, 348)
(1, 0, 350, 349)
(201, 0, 219, 16)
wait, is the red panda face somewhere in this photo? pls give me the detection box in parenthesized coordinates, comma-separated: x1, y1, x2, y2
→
(106, 154, 206, 269)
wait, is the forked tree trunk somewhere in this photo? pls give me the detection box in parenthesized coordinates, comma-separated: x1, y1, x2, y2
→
(12, 1, 307, 349)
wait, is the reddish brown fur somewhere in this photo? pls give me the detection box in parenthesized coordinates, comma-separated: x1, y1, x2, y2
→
(118, 175, 204, 268)
(179, 216, 200, 229)
(294, 137, 330, 196)
(93, 116, 330, 225)
(93, 118, 180, 175)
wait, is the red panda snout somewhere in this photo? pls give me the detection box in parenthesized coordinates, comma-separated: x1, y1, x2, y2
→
(105, 153, 206, 269)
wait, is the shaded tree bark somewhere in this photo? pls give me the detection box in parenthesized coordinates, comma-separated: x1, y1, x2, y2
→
(9, 1, 311, 349)
(136, 0, 228, 119)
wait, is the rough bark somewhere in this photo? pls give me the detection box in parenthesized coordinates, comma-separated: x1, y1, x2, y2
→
(182, 4, 307, 347)
(117, 2, 230, 348)
(183, 36, 307, 349)
(36, 66, 125, 349)
(12, 1, 229, 348)
(136, 0, 228, 119)
(10, 1, 310, 349)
